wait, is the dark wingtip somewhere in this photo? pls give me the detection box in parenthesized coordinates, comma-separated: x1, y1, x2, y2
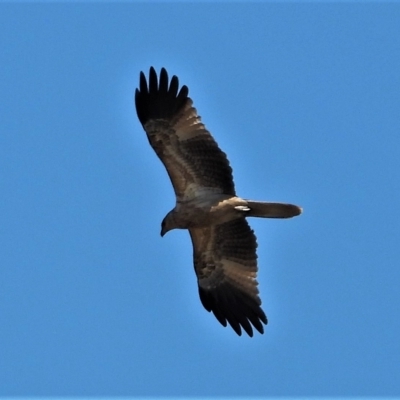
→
(199, 285, 267, 337)
(135, 67, 189, 126)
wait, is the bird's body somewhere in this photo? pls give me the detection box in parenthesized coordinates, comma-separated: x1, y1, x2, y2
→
(135, 67, 302, 336)
(164, 194, 247, 229)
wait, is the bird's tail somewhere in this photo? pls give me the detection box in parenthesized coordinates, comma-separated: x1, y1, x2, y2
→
(245, 200, 302, 219)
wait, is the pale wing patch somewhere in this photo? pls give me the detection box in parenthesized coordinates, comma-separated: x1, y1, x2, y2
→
(197, 259, 258, 294)
(173, 100, 207, 140)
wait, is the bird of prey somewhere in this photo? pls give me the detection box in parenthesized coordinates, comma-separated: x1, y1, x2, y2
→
(135, 67, 302, 337)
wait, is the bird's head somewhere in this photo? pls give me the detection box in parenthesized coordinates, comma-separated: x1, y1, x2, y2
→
(160, 211, 176, 237)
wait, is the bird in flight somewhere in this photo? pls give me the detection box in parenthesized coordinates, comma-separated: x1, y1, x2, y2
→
(135, 67, 302, 337)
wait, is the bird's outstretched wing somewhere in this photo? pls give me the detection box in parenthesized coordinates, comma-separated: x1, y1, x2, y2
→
(135, 67, 235, 200)
(190, 218, 267, 337)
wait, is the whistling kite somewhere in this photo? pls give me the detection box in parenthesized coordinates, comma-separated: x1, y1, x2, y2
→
(135, 67, 301, 336)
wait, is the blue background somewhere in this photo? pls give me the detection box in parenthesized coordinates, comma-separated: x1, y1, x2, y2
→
(1, 2, 400, 396)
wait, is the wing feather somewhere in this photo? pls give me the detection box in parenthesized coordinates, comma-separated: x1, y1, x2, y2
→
(135, 67, 235, 199)
(190, 218, 267, 337)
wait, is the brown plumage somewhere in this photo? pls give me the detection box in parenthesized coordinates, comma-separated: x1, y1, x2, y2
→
(135, 67, 302, 337)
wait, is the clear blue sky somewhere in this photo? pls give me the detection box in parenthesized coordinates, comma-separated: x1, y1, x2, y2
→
(1, 2, 400, 397)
